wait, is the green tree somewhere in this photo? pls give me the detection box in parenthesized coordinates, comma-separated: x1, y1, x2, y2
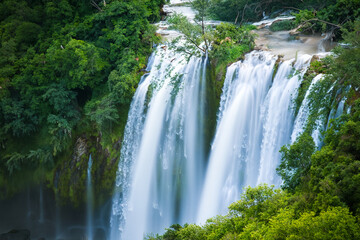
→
(167, 0, 215, 55)
(46, 39, 109, 89)
(162, 224, 183, 240)
(168, 13, 210, 55)
(177, 224, 205, 240)
(0, 99, 39, 136)
(267, 207, 360, 239)
(191, 0, 211, 49)
(308, 99, 360, 213)
(85, 95, 119, 133)
(43, 84, 80, 155)
(331, 20, 360, 88)
(277, 132, 316, 191)
(211, 23, 254, 65)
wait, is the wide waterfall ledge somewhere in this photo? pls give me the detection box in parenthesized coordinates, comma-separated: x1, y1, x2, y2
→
(109, 0, 338, 238)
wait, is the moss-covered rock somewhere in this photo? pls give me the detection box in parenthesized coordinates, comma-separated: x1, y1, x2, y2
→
(53, 129, 122, 207)
(294, 55, 331, 116)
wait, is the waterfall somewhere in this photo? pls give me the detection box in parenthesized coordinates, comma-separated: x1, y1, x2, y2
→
(39, 185, 44, 224)
(55, 200, 61, 240)
(87, 154, 94, 240)
(110, 46, 208, 239)
(335, 98, 346, 118)
(110, 53, 156, 240)
(109, 0, 338, 234)
(26, 187, 31, 221)
(110, 48, 335, 236)
(291, 74, 323, 144)
(197, 51, 312, 223)
(257, 54, 312, 185)
(291, 73, 336, 148)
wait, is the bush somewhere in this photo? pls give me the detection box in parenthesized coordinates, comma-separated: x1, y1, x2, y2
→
(277, 133, 316, 191)
(269, 20, 296, 31)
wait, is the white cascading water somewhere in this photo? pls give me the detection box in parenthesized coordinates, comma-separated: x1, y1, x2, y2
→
(291, 74, 336, 147)
(110, 46, 208, 239)
(110, 54, 156, 240)
(55, 198, 61, 240)
(86, 154, 94, 240)
(109, 0, 336, 236)
(335, 98, 346, 118)
(291, 74, 324, 144)
(257, 54, 312, 185)
(326, 92, 348, 131)
(197, 51, 312, 223)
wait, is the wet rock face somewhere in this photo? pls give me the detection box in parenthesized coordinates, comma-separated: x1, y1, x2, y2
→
(53, 131, 120, 206)
(74, 137, 87, 163)
(0, 229, 30, 240)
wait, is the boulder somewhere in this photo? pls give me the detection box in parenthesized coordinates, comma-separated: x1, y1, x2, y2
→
(0, 229, 30, 240)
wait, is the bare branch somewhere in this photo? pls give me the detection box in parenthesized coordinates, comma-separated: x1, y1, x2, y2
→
(90, 0, 103, 12)
(234, 10, 240, 25)
(301, 18, 342, 29)
(183, 34, 206, 53)
(283, 6, 302, 11)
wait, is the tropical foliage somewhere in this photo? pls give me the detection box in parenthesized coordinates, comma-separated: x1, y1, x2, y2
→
(0, 0, 164, 202)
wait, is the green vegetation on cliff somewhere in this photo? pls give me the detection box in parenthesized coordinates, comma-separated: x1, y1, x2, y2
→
(210, 23, 255, 99)
(148, 185, 360, 240)
(168, 3, 256, 99)
(0, 0, 164, 204)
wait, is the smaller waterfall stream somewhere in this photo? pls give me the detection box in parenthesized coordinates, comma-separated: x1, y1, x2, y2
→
(335, 98, 346, 118)
(291, 74, 324, 144)
(55, 200, 61, 240)
(26, 188, 31, 224)
(87, 155, 94, 240)
(39, 186, 44, 224)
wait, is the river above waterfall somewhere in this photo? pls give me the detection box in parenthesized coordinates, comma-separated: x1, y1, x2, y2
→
(158, 0, 335, 58)
(255, 28, 335, 60)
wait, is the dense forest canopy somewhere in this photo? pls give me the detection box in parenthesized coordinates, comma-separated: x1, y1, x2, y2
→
(0, 0, 165, 202)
